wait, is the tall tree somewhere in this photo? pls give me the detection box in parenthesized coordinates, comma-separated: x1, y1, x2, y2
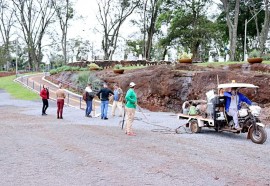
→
(96, 0, 140, 60)
(220, 0, 240, 61)
(52, 0, 74, 65)
(144, 0, 163, 60)
(258, 0, 270, 53)
(12, 0, 55, 70)
(0, 0, 15, 68)
(159, 0, 214, 60)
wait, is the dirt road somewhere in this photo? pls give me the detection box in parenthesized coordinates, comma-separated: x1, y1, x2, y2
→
(0, 90, 270, 186)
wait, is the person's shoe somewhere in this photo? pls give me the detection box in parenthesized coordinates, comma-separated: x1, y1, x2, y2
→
(42, 113, 45, 116)
(44, 113, 47, 115)
(57, 117, 60, 119)
(101, 117, 104, 120)
(89, 115, 92, 118)
(60, 117, 63, 119)
(104, 117, 108, 120)
(127, 132, 136, 136)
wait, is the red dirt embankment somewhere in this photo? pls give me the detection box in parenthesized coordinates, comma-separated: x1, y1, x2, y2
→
(50, 63, 270, 124)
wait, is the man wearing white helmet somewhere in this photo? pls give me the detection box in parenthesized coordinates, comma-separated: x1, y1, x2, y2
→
(125, 82, 137, 136)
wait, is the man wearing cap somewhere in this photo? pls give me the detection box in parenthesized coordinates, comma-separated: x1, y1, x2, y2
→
(125, 82, 137, 136)
(224, 87, 252, 130)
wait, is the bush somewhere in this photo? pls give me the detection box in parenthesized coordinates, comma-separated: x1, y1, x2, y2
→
(73, 72, 103, 93)
(114, 64, 123, 69)
(262, 53, 270, 61)
(49, 69, 58, 75)
(249, 49, 261, 58)
(178, 52, 192, 59)
(88, 63, 100, 69)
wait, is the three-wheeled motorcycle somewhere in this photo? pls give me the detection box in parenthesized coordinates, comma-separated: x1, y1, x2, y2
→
(177, 82, 268, 144)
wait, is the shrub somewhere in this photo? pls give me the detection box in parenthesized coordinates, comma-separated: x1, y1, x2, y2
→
(262, 53, 270, 61)
(178, 52, 192, 59)
(73, 72, 103, 93)
(114, 64, 123, 69)
(88, 63, 100, 69)
(249, 49, 261, 58)
(49, 69, 58, 75)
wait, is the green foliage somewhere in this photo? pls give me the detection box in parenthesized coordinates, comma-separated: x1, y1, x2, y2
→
(178, 52, 192, 59)
(0, 75, 39, 100)
(73, 72, 103, 93)
(49, 65, 86, 75)
(49, 69, 58, 75)
(262, 54, 270, 61)
(88, 63, 100, 69)
(114, 64, 123, 69)
(249, 49, 261, 58)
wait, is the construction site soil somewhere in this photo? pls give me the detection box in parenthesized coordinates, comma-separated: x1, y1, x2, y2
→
(51, 63, 270, 125)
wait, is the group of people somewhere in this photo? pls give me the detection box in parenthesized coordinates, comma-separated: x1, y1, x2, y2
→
(39, 81, 138, 136)
(182, 87, 252, 130)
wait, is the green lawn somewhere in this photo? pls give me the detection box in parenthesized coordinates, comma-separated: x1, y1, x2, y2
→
(122, 65, 146, 70)
(0, 75, 39, 100)
(195, 60, 270, 67)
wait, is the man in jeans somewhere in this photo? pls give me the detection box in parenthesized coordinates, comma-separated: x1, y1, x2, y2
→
(97, 83, 114, 120)
(111, 84, 123, 117)
(125, 82, 137, 136)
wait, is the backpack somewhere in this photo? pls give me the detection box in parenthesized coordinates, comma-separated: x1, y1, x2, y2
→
(83, 92, 87, 101)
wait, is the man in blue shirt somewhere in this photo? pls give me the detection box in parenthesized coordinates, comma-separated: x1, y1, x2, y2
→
(224, 87, 252, 130)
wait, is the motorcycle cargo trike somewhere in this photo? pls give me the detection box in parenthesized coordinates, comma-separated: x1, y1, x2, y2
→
(177, 82, 267, 144)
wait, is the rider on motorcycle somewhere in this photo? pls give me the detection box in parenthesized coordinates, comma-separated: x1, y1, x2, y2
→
(224, 87, 252, 130)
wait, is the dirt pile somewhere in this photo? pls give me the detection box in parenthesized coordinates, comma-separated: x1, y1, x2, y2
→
(50, 63, 270, 123)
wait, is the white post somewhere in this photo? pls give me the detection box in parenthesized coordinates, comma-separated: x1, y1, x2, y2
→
(15, 38, 18, 77)
(244, 19, 247, 62)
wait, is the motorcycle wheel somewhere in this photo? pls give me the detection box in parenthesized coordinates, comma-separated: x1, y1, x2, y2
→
(250, 126, 267, 144)
(190, 120, 201, 133)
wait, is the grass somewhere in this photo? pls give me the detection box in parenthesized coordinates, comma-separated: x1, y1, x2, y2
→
(0, 75, 39, 100)
(195, 60, 270, 67)
(122, 65, 146, 70)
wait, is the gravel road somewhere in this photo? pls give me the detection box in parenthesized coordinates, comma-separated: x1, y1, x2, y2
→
(0, 89, 270, 186)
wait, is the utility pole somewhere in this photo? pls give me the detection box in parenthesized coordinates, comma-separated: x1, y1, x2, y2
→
(244, 3, 270, 61)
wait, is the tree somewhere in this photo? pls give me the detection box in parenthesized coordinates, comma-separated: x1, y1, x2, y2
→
(220, 0, 240, 61)
(12, 0, 55, 70)
(96, 0, 140, 60)
(0, 0, 16, 69)
(159, 0, 215, 60)
(52, 0, 74, 65)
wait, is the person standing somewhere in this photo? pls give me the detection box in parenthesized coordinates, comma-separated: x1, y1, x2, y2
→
(97, 83, 114, 120)
(56, 83, 66, 119)
(111, 84, 123, 117)
(85, 84, 94, 117)
(40, 84, 49, 115)
(125, 82, 137, 136)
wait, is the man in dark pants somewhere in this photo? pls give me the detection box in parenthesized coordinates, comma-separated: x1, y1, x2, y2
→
(97, 83, 114, 120)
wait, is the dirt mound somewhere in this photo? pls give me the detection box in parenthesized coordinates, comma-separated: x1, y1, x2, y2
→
(50, 63, 270, 123)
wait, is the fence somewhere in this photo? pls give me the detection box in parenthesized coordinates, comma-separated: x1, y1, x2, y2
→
(15, 74, 88, 110)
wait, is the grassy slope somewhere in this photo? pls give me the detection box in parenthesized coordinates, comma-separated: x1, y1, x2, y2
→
(196, 61, 270, 67)
(0, 75, 39, 100)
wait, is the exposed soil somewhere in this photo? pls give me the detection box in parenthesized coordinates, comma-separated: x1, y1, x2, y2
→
(50, 63, 270, 124)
